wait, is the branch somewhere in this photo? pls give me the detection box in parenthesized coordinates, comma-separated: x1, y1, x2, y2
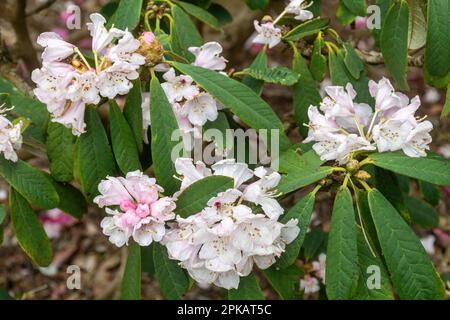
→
(25, 0, 57, 17)
(355, 49, 424, 67)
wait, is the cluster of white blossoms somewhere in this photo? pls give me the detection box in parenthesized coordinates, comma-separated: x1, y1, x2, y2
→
(141, 41, 227, 146)
(305, 78, 433, 164)
(162, 158, 299, 289)
(32, 13, 145, 136)
(94, 171, 176, 247)
(300, 253, 326, 294)
(253, 0, 313, 49)
(0, 105, 23, 162)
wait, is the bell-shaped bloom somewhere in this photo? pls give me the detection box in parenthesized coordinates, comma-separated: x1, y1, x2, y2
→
(369, 77, 404, 112)
(211, 159, 254, 188)
(286, 0, 314, 21)
(402, 120, 433, 157)
(0, 114, 23, 162)
(37, 32, 75, 62)
(300, 275, 320, 294)
(182, 93, 218, 126)
(253, 21, 282, 49)
(372, 119, 413, 153)
(161, 68, 200, 103)
(188, 42, 228, 71)
(87, 13, 122, 53)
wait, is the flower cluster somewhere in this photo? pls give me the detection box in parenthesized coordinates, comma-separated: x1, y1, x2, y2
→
(0, 106, 23, 162)
(253, 0, 313, 49)
(305, 78, 433, 164)
(162, 158, 299, 289)
(32, 13, 145, 136)
(300, 253, 326, 294)
(94, 171, 176, 247)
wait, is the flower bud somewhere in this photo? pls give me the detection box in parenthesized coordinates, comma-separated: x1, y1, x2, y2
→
(137, 32, 164, 66)
(261, 15, 273, 23)
(345, 159, 360, 173)
(354, 170, 371, 181)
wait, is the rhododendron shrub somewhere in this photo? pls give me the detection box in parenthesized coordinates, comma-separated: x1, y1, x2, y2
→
(0, 0, 449, 301)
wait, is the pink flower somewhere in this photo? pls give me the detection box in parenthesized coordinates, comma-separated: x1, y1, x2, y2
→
(40, 209, 75, 239)
(142, 32, 156, 45)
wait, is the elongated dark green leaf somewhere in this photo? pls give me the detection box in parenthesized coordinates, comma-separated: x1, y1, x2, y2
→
(203, 111, 230, 154)
(46, 122, 74, 182)
(245, 0, 269, 10)
(353, 228, 394, 300)
(368, 189, 445, 299)
(374, 167, 410, 222)
(342, 0, 366, 16)
(380, 0, 409, 90)
(207, 3, 232, 25)
(0, 158, 59, 209)
(123, 79, 143, 153)
(262, 264, 302, 300)
(407, 0, 426, 50)
(337, 0, 357, 25)
(275, 193, 316, 269)
(141, 244, 155, 278)
(0, 204, 6, 244)
(404, 195, 439, 229)
(343, 42, 364, 79)
(76, 108, 116, 201)
(110, 0, 142, 30)
(228, 273, 264, 300)
(174, 1, 220, 30)
(109, 100, 142, 174)
(150, 76, 181, 196)
(9, 188, 52, 266)
(175, 175, 233, 217)
(368, 152, 450, 186)
(241, 49, 268, 95)
(326, 186, 359, 299)
(278, 167, 333, 195)
(50, 179, 87, 219)
(243, 66, 300, 86)
(283, 18, 330, 41)
(441, 84, 450, 119)
(419, 180, 440, 206)
(310, 35, 326, 82)
(171, 6, 203, 61)
(424, 0, 450, 79)
(172, 62, 291, 151)
(153, 243, 189, 299)
(121, 242, 141, 300)
(303, 227, 326, 261)
(292, 49, 322, 138)
(329, 49, 372, 104)
(371, 0, 393, 47)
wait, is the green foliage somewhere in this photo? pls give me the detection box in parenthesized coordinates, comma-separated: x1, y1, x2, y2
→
(262, 264, 303, 300)
(228, 273, 264, 300)
(174, 1, 221, 30)
(243, 66, 300, 86)
(241, 49, 268, 95)
(123, 79, 143, 153)
(171, 5, 203, 62)
(404, 195, 439, 229)
(109, 0, 143, 30)
(245, 0, 269, 10)
(283, 18, 330, 41)
(121, 242, 142, 300)
(47, 122, 75, 182)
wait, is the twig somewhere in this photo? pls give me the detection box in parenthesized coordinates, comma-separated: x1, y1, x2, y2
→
(25, 0, 57, 17)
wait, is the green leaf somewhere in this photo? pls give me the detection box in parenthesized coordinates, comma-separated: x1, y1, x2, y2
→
(328, 49, 372, 104)
(150, 76, 181, 196)
(292, 49, 322, 138)
(0, 158, 59, 209)
(243, 66, 300, 86)
(174, 1, 220, 30)
(46, 122, 74, 182)
(371, 0, 393, 47)
(203, 111, 231, 155)
(380, 0, 410, 90)
(404, 195, 439, 228)
(76, 108, 116, 201)
(336, 1, 357, 25)
(368, 189, 445, 299)
(175, 176, 234, 217)
(424, 0, 450, 79)
(283, 18, 330, 41)
(368, 151, 450, 186)
(141, 244, 155, 278)
(153, 243, 189, 299)
(9, 188, 52, 267)
(275, 192, 316, 269)
(50, 179, 87, 219)
(172, 62, 291, 151)
(374, 167, 410, 223)
(207, 3, 232, 25)
(310, 35, 326, 82)
(343, 42, 364, 79)
(245, 0, 269, 10)
(278, 167, 333, 195)
(303, 227, 326, 261)
(171, 6, 203, 62)
(241, 49, 268, 95)
(109, 100, 142, 174)
(228, 273, 264, 300)
(0, 204, 6, 244)
(121, 242, 141, 300)
(110, 0, 143, 30)
(419, 180, 440, 206)
(342, 0, 366, 16)
(262, 264, 302, 300)
(325, 186, 359, 300)
(353, 228, 394, 300)
(123, 79, 143, 153)
(407, 0, 426, 50)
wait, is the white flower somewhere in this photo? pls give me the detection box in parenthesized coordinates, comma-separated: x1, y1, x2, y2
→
(98, 62, 139, 99)
(67, 70, 101, 105)
(402, 120, 433, 157)
(175, 157, 212, 191)
(37, 32, 75, 62)
(420, 235, 436, 255)
(243, 167, 284, 220)
(211, 159, 254, 188)
(0, 114, 23, 162)
(52, 100, 87, 136)
(182, 93, 218, 126)
(368, 77, 404, 112)
(141, 93, 151, 144)
(253, 21, 282, 49)
(189, 42, 228, 71)
(161, 68, 199, 103)
(372, 120, 413, 153)
(286, 0, 314, 21)
(300, 275, 320, 294)
(107, 31, 146, 66)
(87, 13, 122, 54)
(312, 253, 326, 281)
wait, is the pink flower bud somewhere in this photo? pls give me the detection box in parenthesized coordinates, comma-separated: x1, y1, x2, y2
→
(135, 203, 150, 218)
(120, 199, 136, 212)
(142, 32, 156, 45)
